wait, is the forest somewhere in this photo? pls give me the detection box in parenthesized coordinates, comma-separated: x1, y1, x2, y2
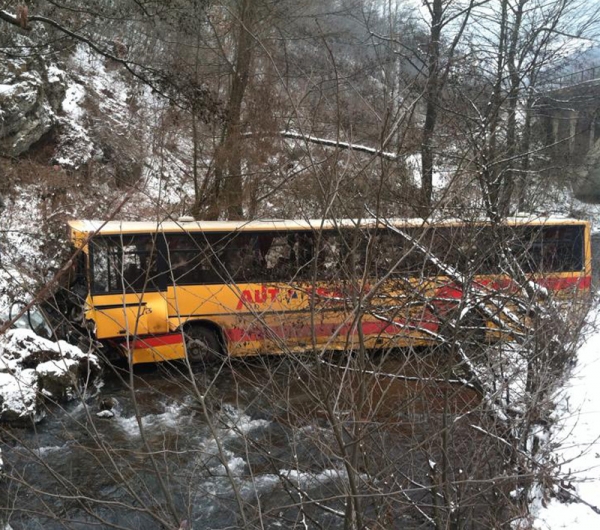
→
(1, 0, 600, 529)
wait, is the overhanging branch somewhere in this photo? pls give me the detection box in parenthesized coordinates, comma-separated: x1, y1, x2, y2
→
(243, 130, 400, 161)
(0, 10, 20, 26)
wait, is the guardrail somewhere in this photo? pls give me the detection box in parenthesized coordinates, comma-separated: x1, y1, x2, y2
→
(548, 66, 600, 90)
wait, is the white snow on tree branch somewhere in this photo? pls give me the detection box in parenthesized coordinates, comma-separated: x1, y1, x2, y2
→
(280, 131, 399, 161)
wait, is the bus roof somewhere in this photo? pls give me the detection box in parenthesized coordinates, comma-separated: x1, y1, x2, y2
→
(67, 216, 589, 238)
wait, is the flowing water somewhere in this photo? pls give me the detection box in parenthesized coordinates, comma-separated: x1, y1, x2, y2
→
(3, 234, 596, 528)
(0, 352, 481, 529)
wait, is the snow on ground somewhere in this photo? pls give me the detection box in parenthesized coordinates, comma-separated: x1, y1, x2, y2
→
(533, 309, 600, 528)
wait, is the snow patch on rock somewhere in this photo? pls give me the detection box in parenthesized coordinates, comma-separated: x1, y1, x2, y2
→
(0, 57, 66, 157)
(0, 329, 101, 424)
(0, 369, 39, 423)
(61, 82, 85, 121)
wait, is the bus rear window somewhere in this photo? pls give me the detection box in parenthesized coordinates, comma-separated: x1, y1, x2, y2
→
(510, 225, 584, 274)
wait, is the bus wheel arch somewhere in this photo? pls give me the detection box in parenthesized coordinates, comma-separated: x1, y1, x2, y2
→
(181, 320, 227, 364)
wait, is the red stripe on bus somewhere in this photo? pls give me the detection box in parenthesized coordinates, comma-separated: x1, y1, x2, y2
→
(130, 333, 183, 350)
(225, 317, 438, 344)
(127, 275, 591, 350)
(440, 275, 590, 295)
(537, 275, 591, 290)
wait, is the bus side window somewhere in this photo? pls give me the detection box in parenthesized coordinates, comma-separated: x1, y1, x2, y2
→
(166, 233, 219, 285)
(542, 226, 584, 272)
(473, 226, 500, 275)
(508, 228, 534, 273)
(261, 232, 315, 282)
(316, 232, 341, 279)
(372, 231, 409, 277)
(565, 226, 584, 271)
(120, 236, 164, 291)
(221, 234, 262, 283)
(337, 229, 368, 278)
(89, 235, 164, 293)
(265, 235, 293, 281)
(91, 240, 110, 293)
(292, 233, 314, 279)
(428, 227, 464, 274)
(121, 243, 145, 288)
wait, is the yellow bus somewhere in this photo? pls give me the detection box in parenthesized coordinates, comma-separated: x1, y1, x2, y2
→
(66, 217, 592, 365)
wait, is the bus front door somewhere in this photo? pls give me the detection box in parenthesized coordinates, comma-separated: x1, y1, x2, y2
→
(90, 292, 170, 340)
(88, 234, 171, 357)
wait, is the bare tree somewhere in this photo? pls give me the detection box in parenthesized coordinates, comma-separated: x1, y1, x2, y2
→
(0, 1, 597, 529)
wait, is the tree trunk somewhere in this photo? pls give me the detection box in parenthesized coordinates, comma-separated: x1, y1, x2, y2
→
(215, 0, 256, 220)
(420, 0, 442, 215)
(499, 0, 525, 216)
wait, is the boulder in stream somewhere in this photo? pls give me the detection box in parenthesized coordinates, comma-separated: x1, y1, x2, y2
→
(0, 329, 101, 424)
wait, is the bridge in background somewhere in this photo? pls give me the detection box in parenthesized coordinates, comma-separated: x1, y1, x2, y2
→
(532, 66, 600, 202)
(546, 66, 600, 91)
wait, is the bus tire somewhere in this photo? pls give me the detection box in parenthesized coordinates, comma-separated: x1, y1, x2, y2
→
(183, 325, 221, 365)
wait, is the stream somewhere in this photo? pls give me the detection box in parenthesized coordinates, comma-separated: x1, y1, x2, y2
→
(0, 351, 480, 529)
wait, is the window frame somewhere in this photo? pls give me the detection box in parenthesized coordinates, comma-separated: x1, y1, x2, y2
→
(88, 223, 586, 295)
(89, 233, 168, 295)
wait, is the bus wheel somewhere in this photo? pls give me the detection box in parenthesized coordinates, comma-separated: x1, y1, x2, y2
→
(184, 325, 220, 364)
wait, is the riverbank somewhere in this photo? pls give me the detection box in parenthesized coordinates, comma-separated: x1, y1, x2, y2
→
(533, 309, 600, 528)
